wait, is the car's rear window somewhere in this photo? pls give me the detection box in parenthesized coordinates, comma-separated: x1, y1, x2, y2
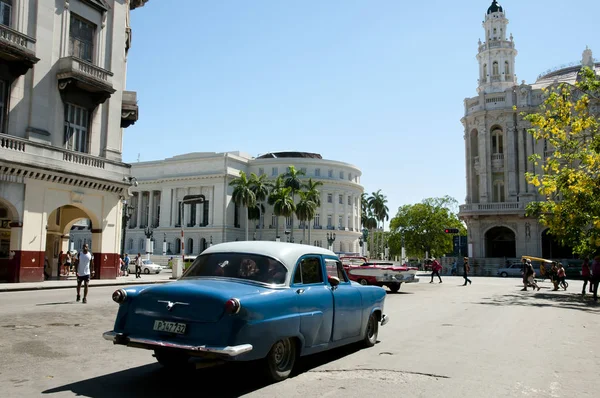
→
(182, 253, 287, 284)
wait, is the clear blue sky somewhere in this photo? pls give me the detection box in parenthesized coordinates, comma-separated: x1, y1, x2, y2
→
(124, 0, 599, 228)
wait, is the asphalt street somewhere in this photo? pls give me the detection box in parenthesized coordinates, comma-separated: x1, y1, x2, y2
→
(0, 276, 599, 397)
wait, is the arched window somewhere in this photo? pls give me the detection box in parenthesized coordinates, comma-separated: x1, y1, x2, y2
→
(491, 128, 503, 154)
(139, 238, 145, 251)
(492, 61, 499, 76)
(493, 181, 505, 202)
(127, 238, 133, 250)
(175, 238, 181, 254)
(504, 61, 510, 75)
(187, 238, 193, 254)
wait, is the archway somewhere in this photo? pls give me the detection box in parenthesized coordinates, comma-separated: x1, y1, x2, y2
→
(175, 238, 181, 254)
(200, 238, 207, 253)
(186, 238, 194, 254)
(541, 229, 576, 259)
(485, 226, 516, 258)
(46, 205, 94, 280)
(0, 200, 18, 282)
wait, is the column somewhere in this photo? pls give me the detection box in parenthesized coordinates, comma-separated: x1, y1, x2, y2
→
(478, 123, 489, 202)
(136, 192, 142, 229)
(517, 126, 526, 196)
(148, 191, 154, 228)
(60, 0, 71, 58)
(333, 190, 338, 229)
(172, 189, 178, 226)
(506, 126, 517, 198)
(196, 203, 201, 226)
(464, 128, 472, 204)
(159, 188, 171, 227)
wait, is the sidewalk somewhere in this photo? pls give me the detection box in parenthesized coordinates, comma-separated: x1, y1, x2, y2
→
(0, 270, 175, 293)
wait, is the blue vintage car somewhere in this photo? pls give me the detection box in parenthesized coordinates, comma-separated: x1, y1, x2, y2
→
(103, 241, 389, 381)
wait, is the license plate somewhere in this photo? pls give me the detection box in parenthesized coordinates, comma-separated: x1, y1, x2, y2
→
(153, 320, 186, 334)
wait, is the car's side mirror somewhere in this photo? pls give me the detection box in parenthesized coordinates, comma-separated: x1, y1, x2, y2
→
(328, 276, 340, 287)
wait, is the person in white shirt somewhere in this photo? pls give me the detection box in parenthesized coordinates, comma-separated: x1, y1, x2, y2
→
(76, 244, 94, 303)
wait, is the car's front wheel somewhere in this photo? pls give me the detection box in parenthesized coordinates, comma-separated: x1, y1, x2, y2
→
(154, 349, 190, 369)
(358, 279, 368, 285)
(500, 272, 508, 277)
(144, 268, 150, 274)
(363, 312, 379, 347)
(265, 338, 296, 382)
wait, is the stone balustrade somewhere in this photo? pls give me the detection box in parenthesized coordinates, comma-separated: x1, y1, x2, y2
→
(459, 202, 524, 215)
(0, 24, 36, 54)
(57, 56, 114, 87)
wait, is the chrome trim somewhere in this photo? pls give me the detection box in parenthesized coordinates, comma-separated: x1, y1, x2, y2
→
(102, 331, 252, 356)
(157, 300, 190, 311)
(380, 314, 389, 326)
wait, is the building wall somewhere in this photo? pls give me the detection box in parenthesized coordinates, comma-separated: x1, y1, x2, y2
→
(0, 0, 149, 282)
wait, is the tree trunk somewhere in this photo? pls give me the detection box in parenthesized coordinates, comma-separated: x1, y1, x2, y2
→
(275, 215, 280, 241)
(245, 207, 249, 241)
(290, 193, 295, 243)
(259, 202, 263, 240)
(308, 222, 311, 245)
(303, 222, 306, 243)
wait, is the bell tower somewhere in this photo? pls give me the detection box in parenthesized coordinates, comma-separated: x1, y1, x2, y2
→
(476, 1, 518, 94)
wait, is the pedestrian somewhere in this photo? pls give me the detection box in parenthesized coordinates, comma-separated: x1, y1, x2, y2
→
(521, 259, 540, 291)
(57, 251, 64, 278)
(76, 244, 94, 303)
(135, 253, 142, 278)
(591, 256, 600, 302)
(123, 253, 130, 276)
(430, 258, 442, 283)
(520, 257, 528, 289)
(554, 263, 567, 291)
(462, 257, 472, 286)
(582, 257, 592, 295)
(65, 251, 72, 275)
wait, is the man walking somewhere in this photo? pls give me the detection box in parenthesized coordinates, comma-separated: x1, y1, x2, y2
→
(135, 253, 142, 278)
(462, 257, 472, 286)
(76, 244, 94, 303)
(430, 258, 443, 283)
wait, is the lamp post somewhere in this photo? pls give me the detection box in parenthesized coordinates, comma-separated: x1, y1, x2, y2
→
(327, 232, 336, 252)
(209, 236, 213, 247)
(144, 226, 153, 261)
(162, 233, 167, 255)
(120, 200, 135, 257)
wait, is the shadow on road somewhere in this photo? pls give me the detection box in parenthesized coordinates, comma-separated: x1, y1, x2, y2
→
(36, 302, 78, 306)
(41, 343, 367, 397)
(476, 291, 600, 313)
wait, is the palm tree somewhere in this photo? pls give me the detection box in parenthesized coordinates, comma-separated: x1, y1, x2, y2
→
(268, 175, 285, 240)
(249, 173, 273, 240)
(368, 190, 389, 259)
(283, 165, 306, 243)
(229, 171, 256, 241)
(302, 178, 323, 244)
(272, 187, 295, 241)
(295, 191, 317, 243)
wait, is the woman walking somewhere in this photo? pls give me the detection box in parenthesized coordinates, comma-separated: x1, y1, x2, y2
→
(462, 257, 472, 286)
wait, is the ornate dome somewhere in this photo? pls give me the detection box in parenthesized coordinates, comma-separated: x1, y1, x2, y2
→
(487, 1, 503, 14)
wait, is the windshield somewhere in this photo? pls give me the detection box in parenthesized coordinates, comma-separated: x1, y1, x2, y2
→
(182, 252, 287, 285)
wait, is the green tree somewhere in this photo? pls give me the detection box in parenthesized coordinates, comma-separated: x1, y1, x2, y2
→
(302, 178, 323, 244)
(283, 165, 306, 243)
(295, 191, 317, 243)
(249, 173, 273, 240)
(268, 175, 286, 240)
(361, 193, 377, 257)
(368, 190, 389, 259)
(523, 66, 600, 255)
(229, 171, 256, 241)
(388, 196, 464, 258)
(272, 186, 295, 240)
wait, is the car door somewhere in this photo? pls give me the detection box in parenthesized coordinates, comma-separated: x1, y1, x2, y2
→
(324, 256, 363, 341)
(291, 255, 334, 347)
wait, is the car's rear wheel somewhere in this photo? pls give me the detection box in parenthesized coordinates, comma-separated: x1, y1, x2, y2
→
(154, 349, 191, 369)
(500, 272, 508, 277)
(358, 279, 368, 285)
(363, 312, 379, 347)
(144, 268, 150, 274)
(388, 283, 400, 293)
(265, 338, 296, 382)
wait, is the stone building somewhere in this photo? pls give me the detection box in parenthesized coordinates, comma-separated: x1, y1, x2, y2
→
(71, 151, 364, 257)
(458, 1, 600, 259)
(0, 0, 149, 282)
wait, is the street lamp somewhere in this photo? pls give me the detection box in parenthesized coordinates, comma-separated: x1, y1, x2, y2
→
(144, 226, 153, 260)
(210, 235, 213, 247)
(327, 232, 336, 251)
(162, 233, 167, 255)
(120, 200, 135, 257)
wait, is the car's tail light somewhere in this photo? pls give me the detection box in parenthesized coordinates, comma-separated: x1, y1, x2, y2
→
(112, 289, 127, 304)
(224, 298, 241, 314)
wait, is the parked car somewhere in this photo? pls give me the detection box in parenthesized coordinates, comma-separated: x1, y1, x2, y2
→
(128, 259, 162, 274)
(342, 259, 419, 292)
(103, 242, 389, 382)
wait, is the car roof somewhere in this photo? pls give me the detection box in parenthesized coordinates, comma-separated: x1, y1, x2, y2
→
(201, 241, 336, 269)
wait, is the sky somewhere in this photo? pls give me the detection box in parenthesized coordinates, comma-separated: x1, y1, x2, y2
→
(123, 0, 600, 229)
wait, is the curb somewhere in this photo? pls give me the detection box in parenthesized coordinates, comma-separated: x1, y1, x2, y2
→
(0, 280, 171, 293)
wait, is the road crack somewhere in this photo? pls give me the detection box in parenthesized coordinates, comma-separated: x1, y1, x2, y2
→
(308, 368, 450, 379)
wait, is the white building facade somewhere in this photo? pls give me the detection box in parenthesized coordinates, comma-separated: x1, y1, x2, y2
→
(458, 1, 600, 259)
(71, 151, 365, 257)
(0, 0, 149, 282)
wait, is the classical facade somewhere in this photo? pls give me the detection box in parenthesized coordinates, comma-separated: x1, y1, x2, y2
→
(0, 0, 149, 282)
(458, 1, 600, 259)
(71, 151, 364, 256)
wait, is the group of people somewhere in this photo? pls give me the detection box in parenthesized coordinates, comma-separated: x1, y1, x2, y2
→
(428, 257, 472, 286)
(522, 256, 600, 301)
(119, 253, 143, 278)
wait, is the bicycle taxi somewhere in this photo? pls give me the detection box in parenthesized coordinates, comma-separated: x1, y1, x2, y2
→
(521, 255, 567, 289)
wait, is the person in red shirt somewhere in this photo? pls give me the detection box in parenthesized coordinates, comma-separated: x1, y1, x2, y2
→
(582, 257, 592, 295)
(429, 258, 442, 283)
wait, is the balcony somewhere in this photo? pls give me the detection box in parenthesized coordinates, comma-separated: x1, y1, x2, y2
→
(121, 91, 139, 128)
(491, 153, 504, 170)
(459, 202, 525, 217)
(0, 134, 130, 186)
(56, 56, 115, 105)
(0, 24, 39, 77)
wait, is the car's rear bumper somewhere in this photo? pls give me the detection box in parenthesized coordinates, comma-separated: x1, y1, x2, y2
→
(381, 314, 389, 326)
(102, 331, 252, 357)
